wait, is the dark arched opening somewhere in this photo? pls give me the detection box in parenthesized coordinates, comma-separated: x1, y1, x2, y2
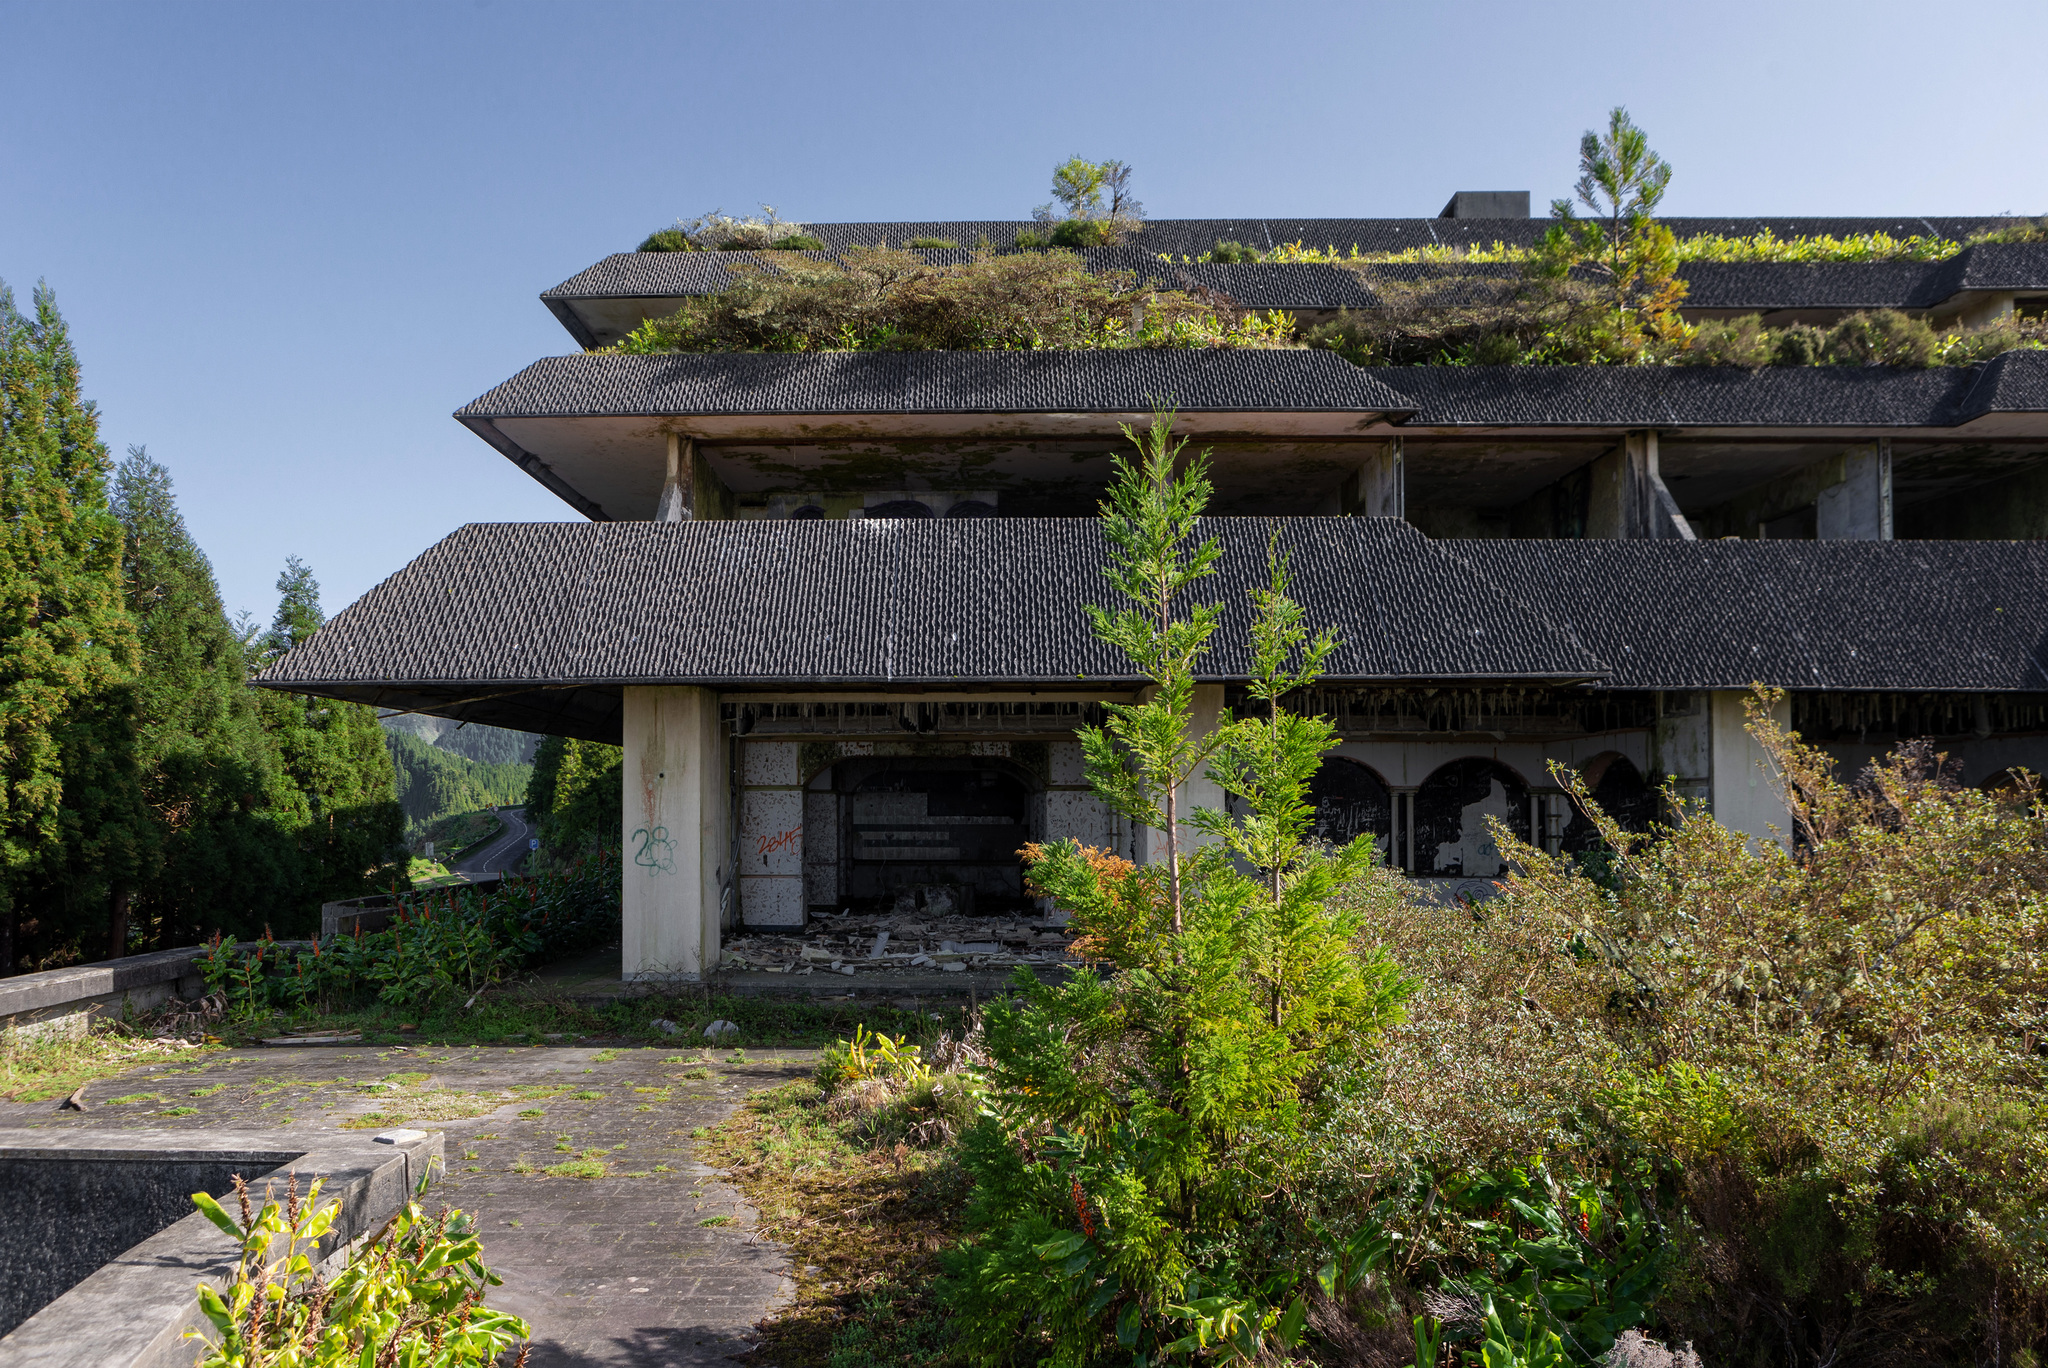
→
(788, 504, 826, 520)
(946, 500, 998, 519)
(1415, 758, 1530, 877)
(1307, 757, 1393, 860)
(1559, 754, 1656, 852)
(867, 500, 934, 520)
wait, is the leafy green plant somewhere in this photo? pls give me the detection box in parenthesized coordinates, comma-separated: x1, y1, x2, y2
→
(196, 849, 620, 1017)
(187, 1173, 528, 1366)
(1031, 156, 1143, 245)
(1476, 698, 2048, 1363)
(610, 248, 1289, 356)
(941, 410, 1410, 1364)
(902, 236, 960, 250)
(817, 1022, 931, 1092)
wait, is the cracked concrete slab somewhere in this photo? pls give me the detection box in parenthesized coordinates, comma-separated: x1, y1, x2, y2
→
(0, 1042, 813, 1367)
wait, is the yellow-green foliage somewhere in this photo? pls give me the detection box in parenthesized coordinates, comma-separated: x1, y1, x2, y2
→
(188, 1176, 527, 1366)
(1469, 695, 2048, 1361)
(1173, 229, 1969, 267)
(942, 419, 1410, 1366)
(610, 248, 1294, 355)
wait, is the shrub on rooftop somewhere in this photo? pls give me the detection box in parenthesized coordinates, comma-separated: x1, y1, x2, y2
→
(636, 204, 812, 253)
(610, 247, 1292, 354)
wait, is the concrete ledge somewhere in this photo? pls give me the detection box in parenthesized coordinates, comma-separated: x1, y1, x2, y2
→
(0, 949, 208, 1039)
(0, 1128, 442, 1368)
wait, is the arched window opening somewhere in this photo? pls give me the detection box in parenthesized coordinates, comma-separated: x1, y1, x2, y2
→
(866, 500, 934, 520)
(1306, 757, 1393, 861)
(1414, 758, 1530, 877)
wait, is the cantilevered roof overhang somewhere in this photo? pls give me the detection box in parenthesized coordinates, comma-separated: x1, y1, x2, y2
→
(257, 518, 2048, 742)
(256, 517, 1601, 742)
(455, 350, 1418, 521)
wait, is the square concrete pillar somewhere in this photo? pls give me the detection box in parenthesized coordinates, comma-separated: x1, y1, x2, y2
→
(1708, 690, 1791, 848)
(1815, 440, 1892, 540)
(1587, 432, 1695, 540)
(1135, 683, 1228, 865)
(621, 685, 729, 980)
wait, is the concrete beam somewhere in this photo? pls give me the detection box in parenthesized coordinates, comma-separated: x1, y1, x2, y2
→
(621, 686, 730, 980)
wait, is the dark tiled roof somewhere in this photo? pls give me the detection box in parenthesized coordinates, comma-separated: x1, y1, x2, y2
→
(1362, 352, 2048, 428)
(257, 518, 1602, 695)
(455, 349, 1415, 418)
(1678, 244, 2048, 311)
(259, 522, 2048, 741)
(1450, 539, 2048, 691)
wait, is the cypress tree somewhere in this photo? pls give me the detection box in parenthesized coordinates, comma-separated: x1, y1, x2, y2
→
(0, 281, 143, 972)
(113, 447, 297, 948)
(251, 556, 405, 919)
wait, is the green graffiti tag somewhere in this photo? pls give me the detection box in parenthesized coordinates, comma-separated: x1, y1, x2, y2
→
(632, 825, 676, 874)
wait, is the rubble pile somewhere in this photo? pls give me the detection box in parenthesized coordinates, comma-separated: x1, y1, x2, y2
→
(717, 903, 1075, 978)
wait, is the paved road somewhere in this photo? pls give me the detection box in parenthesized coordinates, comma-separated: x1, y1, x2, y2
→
(458, 806, 532, 876)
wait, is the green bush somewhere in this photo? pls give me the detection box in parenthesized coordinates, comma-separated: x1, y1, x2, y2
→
(904, 236, 960, 249)
(610, 248, 1291, 355)
(188, 1174, 526, 1366)
(1465, 700, 2048, 1363)
(637, 227, 693, 252)
(195, 848, 621, 1015)
(767, 233, 826, 251)
(941, 413, 1409, 1364)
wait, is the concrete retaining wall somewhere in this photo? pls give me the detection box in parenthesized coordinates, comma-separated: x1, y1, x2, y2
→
(0, 949, 209, 1040)
(0, 1128, 442, 1368)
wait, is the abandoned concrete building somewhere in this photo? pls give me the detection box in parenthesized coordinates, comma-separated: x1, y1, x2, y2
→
(262, 207, 2048, 979)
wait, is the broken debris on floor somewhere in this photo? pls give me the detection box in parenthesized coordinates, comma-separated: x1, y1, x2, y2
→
(716, 887, 1074, 978)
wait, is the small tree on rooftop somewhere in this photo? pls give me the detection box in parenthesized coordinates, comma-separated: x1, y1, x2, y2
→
(1033, 156, 1145, 246)
(943, 409, 1410, 1364)
(1535, 107, 1687, 347)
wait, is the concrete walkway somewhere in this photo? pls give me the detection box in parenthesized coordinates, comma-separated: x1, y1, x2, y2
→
(0, 1042, 809, 1366)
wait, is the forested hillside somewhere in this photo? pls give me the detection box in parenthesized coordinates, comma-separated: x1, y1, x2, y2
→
(0, 281, 401, 971)
(385, 728, 534, 829)
(381, 712, 538, 767)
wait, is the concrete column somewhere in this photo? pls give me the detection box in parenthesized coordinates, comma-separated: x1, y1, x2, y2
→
(1357, 438, 1404, 518)
(1135, 684, 1229, 865)
(1815, 440, 1892, 540)
(621, 686, 729, 980)
(1586, 432, 1695, 540)
(655, 433, 694, 523)
(1708, 690, 1791, 848)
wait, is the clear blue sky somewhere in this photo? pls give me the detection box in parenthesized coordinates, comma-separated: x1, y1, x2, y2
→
(5, 0, 2045, 625)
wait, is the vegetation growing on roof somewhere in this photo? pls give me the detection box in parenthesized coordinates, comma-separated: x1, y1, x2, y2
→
(1170, 228, 1978, 266)
(1015, 156, 1144, 250)
(638, 205, 823, 253)
(609, 247, 1292, 354)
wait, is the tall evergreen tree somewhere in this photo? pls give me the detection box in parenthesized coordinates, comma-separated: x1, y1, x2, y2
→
(113, 447, 297, 949)
(250, 557, 405, 917)
(0, 280, 142, 973)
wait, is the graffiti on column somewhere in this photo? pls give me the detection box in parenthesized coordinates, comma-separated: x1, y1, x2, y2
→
(633, 826, 675, 874)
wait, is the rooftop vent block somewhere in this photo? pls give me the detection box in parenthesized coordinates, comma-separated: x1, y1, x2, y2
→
(1438, 191, 1531, 219)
